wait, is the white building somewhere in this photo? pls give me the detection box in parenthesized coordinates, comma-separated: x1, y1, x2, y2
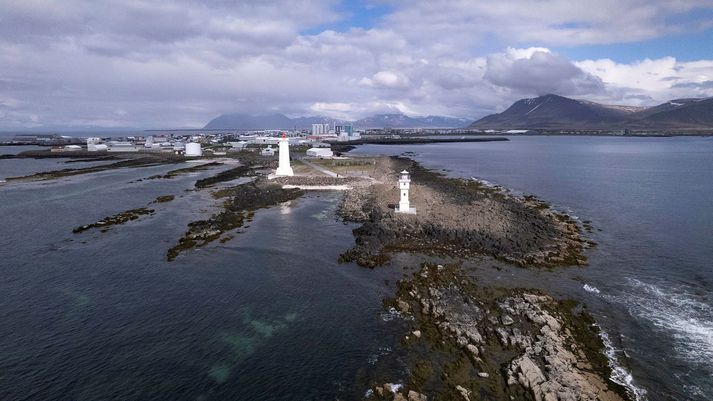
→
(228, 141, 248, 149)
(261, 146, 275, 156)
(306, 147, 333, 158)
(253, 136, 280, 145)
(395, 170, 416, 214)
(275, 135, 294, 176)
(107, 141, 139, 152)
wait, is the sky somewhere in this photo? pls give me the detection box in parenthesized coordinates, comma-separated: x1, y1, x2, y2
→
(1, 0, 713, 130)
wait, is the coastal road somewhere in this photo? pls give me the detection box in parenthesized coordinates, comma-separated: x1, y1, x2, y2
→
(299, 159, 338, 177)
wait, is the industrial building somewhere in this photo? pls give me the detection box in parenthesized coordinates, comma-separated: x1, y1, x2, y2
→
(306, 147, 334, 158)
(311, 123, 330, 136)
(107, 141, 140, 152)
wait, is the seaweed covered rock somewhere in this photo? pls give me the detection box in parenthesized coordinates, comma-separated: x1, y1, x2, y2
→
(167, 181, 302, 260)
(384, 264, 630, 401)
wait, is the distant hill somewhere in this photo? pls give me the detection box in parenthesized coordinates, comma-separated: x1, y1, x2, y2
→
(203, 112, 469, 130)
(353, 114, 470, 129)
(469, 94, 713, 130)
(204, 113, 297, 130)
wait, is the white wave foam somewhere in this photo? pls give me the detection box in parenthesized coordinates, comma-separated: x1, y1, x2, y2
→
(583, 284, 601, 294)
(599, 330, 648, 401)
(624, 278, 713, 365)
(380, 307, 401, 322)
(386, 383, 403, 393)
(367, 346, 392, 365)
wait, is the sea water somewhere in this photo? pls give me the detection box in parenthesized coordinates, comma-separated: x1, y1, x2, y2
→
(0, 161, 408, 400)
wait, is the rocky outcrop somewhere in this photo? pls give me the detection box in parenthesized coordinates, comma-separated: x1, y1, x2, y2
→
(386, 263, 629, 401)
(368, 384, 427, 401)
(73, 207, 155, 233)
(167, 180, 303, 260)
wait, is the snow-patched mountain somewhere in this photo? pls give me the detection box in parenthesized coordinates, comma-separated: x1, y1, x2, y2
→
(204, 112, 469, 129)
(353, 114, 470, 128)
(469, 94, 713, 130)
(204, 113, 349, 130)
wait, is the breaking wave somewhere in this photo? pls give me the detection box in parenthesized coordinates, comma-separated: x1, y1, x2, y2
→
(599, 330, 648, 401)
(583, 284, 601, 294)
(623, 278, 713, 365)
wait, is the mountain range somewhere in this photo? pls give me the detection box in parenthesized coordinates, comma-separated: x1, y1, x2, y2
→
(470, 94, 713, 130)
(203, 113, 471, 130)
(205, 94, 713, 131)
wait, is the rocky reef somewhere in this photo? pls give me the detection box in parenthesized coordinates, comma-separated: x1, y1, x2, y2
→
(338, 157, 590, 268)
(195, 151, 276, 188)
(167, 180, 303, 261)
(140, 161, 223, 180)
(6, 155, 181, 182)
(373, 263, 630, 401)
(152, 195, 175, 203)
(73, 207, 155, 233)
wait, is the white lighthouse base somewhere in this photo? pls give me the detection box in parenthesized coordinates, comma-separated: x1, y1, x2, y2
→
(395, 205, 417, 214)
(275, 166, 294, 176)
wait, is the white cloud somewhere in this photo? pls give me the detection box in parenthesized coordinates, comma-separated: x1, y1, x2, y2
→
(0, 0, 712, 128)
(576, 57, 713, 103)
(361, 71, 411, 89)
(484, 47, 605, 96)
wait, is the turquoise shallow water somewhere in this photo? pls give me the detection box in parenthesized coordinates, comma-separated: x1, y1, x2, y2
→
(353, 136, 713, 400)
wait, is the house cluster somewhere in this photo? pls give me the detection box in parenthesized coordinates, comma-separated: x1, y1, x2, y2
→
(25, 128, 348, 159)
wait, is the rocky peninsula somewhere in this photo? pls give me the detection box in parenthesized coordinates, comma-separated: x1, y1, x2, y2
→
(302, 155, 629, 400)
(337, 156, 590, 268)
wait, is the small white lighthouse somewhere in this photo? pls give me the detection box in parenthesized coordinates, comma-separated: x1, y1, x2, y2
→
(275, 133, 294, 176)
(396, 170, 416, 214)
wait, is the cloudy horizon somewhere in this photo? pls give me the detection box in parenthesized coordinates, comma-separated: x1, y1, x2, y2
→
(1, 0, 713, 130)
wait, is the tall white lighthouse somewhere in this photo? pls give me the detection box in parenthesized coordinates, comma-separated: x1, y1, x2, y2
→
(275, 133, 294, 176)
(396, 170, 416, 214)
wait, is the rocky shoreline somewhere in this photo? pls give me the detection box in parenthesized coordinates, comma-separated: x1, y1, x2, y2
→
(337, 156, 590, 268)
(73, 207, 155, 233)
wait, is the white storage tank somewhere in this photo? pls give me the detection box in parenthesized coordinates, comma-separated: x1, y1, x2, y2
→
(185, 142, 202, 157)
(87, 137, 108, 152)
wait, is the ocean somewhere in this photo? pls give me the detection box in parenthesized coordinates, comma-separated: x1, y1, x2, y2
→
(1, 136, 712, 400)
(0, 153, 408, 400)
